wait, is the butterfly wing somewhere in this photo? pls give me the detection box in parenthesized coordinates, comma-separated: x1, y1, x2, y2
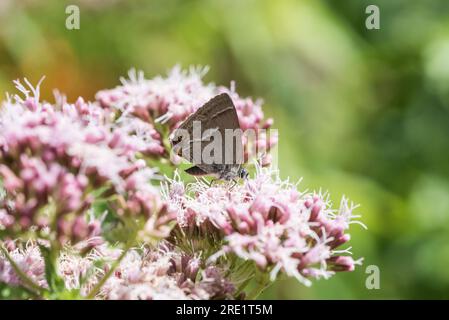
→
(171, 93, 244, 173)
(184, 165, 209, 176)
(170, 95, 221, 162)
(201, 94, 243, 166)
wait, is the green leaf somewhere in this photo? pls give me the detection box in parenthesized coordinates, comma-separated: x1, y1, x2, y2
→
(0, 283, 33, 299)
(46, 288, 83, 300)
(103, 216, 141, 244)
(38, 244, 66, 294)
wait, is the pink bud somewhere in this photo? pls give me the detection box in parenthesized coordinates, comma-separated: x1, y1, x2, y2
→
(328, 256, 356, 272)
(24, 98, 38, 111)
(0, 165, 23, 191)
(310, 204, 322, 221)
(72, 216, 88, 241)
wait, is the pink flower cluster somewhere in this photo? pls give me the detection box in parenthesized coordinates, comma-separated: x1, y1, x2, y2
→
(0, 78, 173, 245)
(0, 241, 46, 288)
(166, 166, 365, 286)
(0, 241, 235, 300)
(99, 242, 235, 300)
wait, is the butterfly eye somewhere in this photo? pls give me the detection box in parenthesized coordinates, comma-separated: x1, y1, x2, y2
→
(240, 168, 249, 179)
(170, 135, 182, 145)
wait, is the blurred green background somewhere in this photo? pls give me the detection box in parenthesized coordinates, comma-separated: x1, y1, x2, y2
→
(1, 0, 449, 299)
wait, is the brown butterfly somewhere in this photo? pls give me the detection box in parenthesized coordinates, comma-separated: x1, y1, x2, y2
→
(170, 93, 248, 181)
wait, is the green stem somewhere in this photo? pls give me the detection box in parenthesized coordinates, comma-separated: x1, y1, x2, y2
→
(0, 243, 45, 296)
(235, 277, 253, 297)
(247, 273, 271, 300)
(86, 239, 133, 299)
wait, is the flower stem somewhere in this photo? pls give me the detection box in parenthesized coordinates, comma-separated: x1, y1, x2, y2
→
(247, 282, 270, 300)
(0, 242, 45, 296)
(247, 273, 271, 300)
(86, 239, 133, 299)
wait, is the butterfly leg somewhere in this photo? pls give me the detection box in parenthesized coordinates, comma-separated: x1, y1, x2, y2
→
(229, 179, 238, 190)
(208, 179, 218, 187)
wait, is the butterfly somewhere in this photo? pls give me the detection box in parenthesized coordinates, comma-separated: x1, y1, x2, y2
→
(170, 93, 248, 181)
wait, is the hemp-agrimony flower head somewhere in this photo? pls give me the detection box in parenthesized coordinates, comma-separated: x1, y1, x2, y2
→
(0, 78, 174, 246)
(165, 165, 365, 287)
